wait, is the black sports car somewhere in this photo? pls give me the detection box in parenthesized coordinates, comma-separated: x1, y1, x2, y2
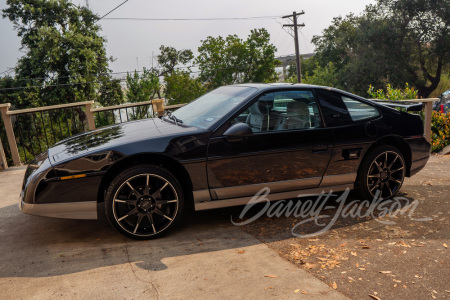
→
(20, 84, 431, 239)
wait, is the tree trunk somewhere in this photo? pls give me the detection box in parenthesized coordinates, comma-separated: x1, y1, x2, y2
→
(417, 60, 443, 98)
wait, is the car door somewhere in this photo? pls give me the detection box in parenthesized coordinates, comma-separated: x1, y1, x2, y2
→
(206, 89, 334, 200)
(314, 89, 386, 187)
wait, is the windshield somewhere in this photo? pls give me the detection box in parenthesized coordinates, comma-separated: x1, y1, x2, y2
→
(170, 86, 257, 129)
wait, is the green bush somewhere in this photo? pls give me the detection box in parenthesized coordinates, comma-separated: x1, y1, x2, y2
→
(431, 111, 450, 152)
(368, 83, 450, 153)
(367, 83, 418, 100)
(286, 62, 339, 88)
(164, 70, 206, 105)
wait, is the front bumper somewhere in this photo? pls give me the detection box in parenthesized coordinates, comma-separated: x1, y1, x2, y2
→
(20, 151, 98, 220)
(19, 194, 97, 220)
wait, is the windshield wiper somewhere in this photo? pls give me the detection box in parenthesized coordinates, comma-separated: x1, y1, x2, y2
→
(163, 110, 183, 125)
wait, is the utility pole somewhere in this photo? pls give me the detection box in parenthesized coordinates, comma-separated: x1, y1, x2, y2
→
(283, 11, 305, 83)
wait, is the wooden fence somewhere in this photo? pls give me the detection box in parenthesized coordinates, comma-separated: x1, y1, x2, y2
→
(0, 99, 184, 170)
(0, 97, 439, 171)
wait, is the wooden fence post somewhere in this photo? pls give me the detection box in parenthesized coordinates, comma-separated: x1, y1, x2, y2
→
(84, 101, 96, 130)
(0, 103, 21, 166)
(152, 99, 165, 117)
(0, 135, 8, 170)
(423, 100, 434, 143)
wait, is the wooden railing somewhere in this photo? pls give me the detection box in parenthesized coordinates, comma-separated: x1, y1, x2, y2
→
(0, 99, 174, 169)
(0, 97, 438, 171)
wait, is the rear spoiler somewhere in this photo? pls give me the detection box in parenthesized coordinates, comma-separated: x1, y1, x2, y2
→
(369, 100, 423, 112)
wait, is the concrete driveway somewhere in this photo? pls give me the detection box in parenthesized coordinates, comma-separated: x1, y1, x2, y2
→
(0, 167, 347, 299)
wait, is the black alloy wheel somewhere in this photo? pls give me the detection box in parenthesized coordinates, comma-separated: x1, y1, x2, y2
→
(105, 165, 184, 239)
(357, 145, 406, 200)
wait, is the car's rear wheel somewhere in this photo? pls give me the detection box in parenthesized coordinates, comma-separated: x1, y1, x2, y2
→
(356, 145, 406, 200)
(105, 165, 184, 239)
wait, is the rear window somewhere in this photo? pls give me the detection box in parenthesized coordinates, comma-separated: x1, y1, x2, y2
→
(316, 89, 379, 126)
(315, 89, 353, 127)
(342, 96, 380, 121)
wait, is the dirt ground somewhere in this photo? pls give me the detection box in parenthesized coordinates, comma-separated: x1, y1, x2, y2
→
(238, 154, 450, 300)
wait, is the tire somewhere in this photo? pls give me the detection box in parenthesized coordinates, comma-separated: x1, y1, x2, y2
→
(105, 165, 184, 240)
(355, 145, 406, 200)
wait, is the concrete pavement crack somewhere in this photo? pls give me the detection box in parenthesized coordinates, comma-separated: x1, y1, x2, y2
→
(124, 241, 159, 299)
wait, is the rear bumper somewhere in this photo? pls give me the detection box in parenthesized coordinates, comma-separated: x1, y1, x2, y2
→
(410, 156, 429, 177)
(405, 137, 431, 177)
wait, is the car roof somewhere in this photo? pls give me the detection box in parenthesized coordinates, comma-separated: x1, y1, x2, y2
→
(230, 83, 367, 100)
(232, 83, 321, 90)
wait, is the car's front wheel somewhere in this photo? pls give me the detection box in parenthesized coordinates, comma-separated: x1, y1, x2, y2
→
(105, 165, 184, 239)
(356, 145, 406, 200)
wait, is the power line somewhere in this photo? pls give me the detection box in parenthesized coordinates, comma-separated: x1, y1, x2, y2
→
(0, 65, 253, 91)
(7, 71, 129, 83)
(271, 27, 284, 45)
(299, 28, 311, 54)
(6, 64, 197, 83)
(275, 18, 294, 38)
(0, 68, 15, 75)
(0, 80, 111, 91)
(6, 12, 281, 22)
(101, 15, 281, 21)
(98, 0, 129, 21)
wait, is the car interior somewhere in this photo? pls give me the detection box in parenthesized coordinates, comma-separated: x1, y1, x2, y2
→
(233, 91, 322, 132)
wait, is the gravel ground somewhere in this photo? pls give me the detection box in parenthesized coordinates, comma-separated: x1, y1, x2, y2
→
(237, 154, 450, 300)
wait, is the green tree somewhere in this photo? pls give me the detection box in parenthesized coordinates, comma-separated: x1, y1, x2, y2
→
(155, 45, 205, 105)
(125, 68, 160, 102)
(285, 56, 322, 84)
(196, 28, 279, 89)
(312, 0, 449, 97)
(164, 70, 206, 105)
(303, 62, 339, 87)
(124, 68, 160, 121)
(157, 45, 194, 77)
(2, 0, 117, 108)
(98, 76, 124, 107)
(242, 29, 280, 83)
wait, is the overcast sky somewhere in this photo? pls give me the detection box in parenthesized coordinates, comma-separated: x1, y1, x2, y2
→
(0, 0, 376, 75)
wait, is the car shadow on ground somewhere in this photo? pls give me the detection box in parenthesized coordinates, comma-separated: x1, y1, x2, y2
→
(0, 202, 260, 277)
(1, 187, 439, 279)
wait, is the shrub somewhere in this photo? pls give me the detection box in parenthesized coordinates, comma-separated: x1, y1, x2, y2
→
(367, 83, 418, 100)
(164, 70, 206, 105)
(368, 83, 449, 153)
(431, 111, 450, 152)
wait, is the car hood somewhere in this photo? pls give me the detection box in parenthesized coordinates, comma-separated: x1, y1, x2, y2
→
(49, 118, 203, 164)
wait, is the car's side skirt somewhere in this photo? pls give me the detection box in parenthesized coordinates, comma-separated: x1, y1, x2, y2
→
(194, 184, 353, 211)
(210, 177, 322, 201)
(19, 200, 97, 220)
(192, 189, 211, 202)
(320, 173, 357, 187)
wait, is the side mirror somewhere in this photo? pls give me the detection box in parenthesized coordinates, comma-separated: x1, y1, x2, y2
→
(223, 123, 253, 141)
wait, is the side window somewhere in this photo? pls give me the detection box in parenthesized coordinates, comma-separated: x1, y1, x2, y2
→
(342, 96, 380, 121)
(232, 90, 323, 133)
(316, 89, 353, 127)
